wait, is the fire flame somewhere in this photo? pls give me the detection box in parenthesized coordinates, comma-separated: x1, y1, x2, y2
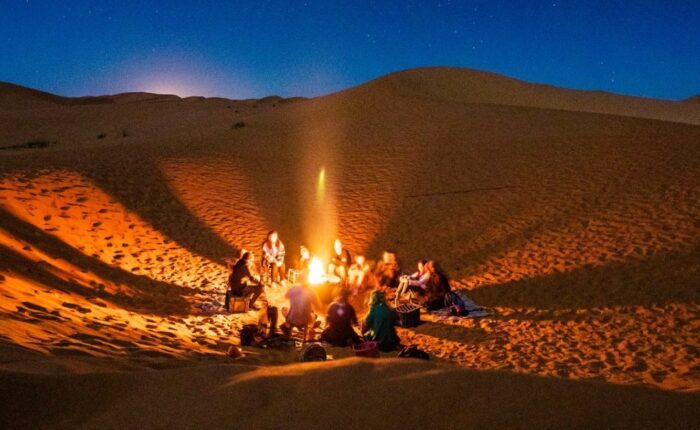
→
(307, 256, 325, 285)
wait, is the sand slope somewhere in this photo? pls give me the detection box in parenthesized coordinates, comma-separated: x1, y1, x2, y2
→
(0, 67, 699, 427)
(1, 358, 699, 430)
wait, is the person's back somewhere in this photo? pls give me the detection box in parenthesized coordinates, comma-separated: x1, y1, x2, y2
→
(364, 291, 399, 352)
(285, 284, 314, 327)
(321, 299, 360, 346)
(229, 263, 252, 296)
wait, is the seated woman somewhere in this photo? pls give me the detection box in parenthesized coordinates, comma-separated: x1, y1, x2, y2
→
(261, 230, 286, 284)
(320, 289, 361, 346)
(225, 252, 264, 311)
(297, 246, 311, 272)
(287, 245, 311, 284)
(422, 261, 451, 311)
(394, 259, 429, 305)
(328, 238, 352, 281)
(363, 290, 400, 352)
(347, 255, 371, 294)
(374, 250, 401, 288)
(281, 282, 322, 340)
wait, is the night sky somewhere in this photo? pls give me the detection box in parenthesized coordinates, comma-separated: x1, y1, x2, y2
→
(1, 0, 698, 100)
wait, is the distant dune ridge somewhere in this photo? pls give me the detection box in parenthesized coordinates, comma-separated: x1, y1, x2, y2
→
(0, 67, 699, 429)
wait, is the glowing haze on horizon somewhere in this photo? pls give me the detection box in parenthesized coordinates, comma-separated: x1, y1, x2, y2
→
(1, 1, 699, 100)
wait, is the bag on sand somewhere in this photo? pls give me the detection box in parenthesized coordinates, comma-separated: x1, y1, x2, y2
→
(240, 324, 258, 346)
(397, 345, 429, 360)
(353, 341, 380, 358)
(300, 343, 327, 362)
(444, 291, 469, 316)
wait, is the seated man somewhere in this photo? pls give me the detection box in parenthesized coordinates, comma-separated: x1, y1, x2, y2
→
(363, 290, 400, 352)
(374, 250, 400, 288)
(328, 238, 352, 281)
(347, 255, 371, 294)
(281, 282, 322, 340)
(320, 289, 361, 346)
(225, 252, 264, 311)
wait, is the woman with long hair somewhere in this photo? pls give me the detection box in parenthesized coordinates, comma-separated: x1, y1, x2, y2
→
(261, 230, 286, 284)
(394, 259, 429, 305)
(423, 260, 451, 311)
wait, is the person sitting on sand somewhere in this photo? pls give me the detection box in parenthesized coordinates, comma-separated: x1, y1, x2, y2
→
(347, 255, 371, 294)
(225, 252, 264, 311)
(281, 282, 322, 340)
(374, 250, 401, 288)
(298, 245, 311, 272)
(261, 230, 286, 284)
(394, 259, 429, 305)
(320, 289, 361, 346)
(422, 261, 451, 311)
(363, 290, 400, 352)
(328, 238, 352, 281)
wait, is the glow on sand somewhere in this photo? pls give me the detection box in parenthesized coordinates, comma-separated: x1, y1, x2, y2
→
(306, 166, 336, 260)
(317, 167, 326, 202)
(304, 166, 335, 282)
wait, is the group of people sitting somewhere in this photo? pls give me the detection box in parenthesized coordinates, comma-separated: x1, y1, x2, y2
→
(223, 230, 454, 352)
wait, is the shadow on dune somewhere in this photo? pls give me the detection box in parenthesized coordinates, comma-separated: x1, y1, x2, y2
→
(0, 207, 192, 315)
(470, 243, 700, 310)
(76, 154, 239, 264)
(0, 359, 698, 429)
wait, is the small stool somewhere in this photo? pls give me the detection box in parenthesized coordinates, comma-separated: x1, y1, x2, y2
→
(229, 296, 250, 313)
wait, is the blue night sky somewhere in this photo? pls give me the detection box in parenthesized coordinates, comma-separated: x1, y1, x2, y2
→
(1, 0, 698, 100)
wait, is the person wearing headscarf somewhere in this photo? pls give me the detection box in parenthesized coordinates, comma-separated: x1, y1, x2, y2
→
(363, 290, 400, 352)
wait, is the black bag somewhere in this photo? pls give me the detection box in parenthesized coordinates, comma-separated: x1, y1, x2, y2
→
(267, 306, 278, 338)
(397, 344, 429, 360)
(240, 324, 258, 346)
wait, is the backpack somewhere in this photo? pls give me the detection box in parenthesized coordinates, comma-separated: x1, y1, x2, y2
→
(444, 291, 469, 316)
(397, 344, 429, 360)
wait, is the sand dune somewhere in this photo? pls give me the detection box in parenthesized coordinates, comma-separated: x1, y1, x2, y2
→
(354, 67, 700, 125)
(0, 67, 699, 427)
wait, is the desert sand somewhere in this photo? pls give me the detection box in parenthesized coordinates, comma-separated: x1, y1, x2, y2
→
(0, 67, 699, 428)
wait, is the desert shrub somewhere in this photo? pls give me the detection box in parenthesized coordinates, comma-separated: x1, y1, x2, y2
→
(97, 133, 107, 139)
(232, 121, 246, 129)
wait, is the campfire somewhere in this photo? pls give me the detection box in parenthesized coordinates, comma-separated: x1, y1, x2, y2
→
(306, 256, 340, 286)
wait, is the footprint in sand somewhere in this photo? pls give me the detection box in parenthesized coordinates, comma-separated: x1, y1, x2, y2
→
(61, 302, 92, 314)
